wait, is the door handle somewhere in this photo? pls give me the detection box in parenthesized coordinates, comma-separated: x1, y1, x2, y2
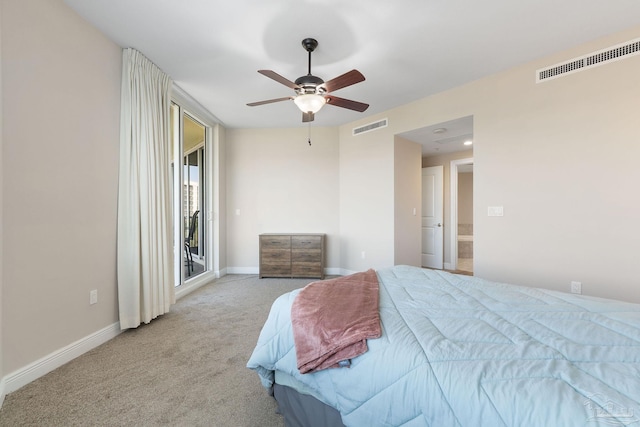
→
(437, 223, 442, 227)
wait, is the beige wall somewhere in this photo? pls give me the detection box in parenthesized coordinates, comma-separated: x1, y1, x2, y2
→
(458, 172, 473, 227)
(224, 125, 418, 275)
(225, 127, 340, 272)
(1, 0, 121, 374)
(471, 28, 640, 302)
(340, 26, 640, 302)
(394, 137, 422, 266)
(339, 122, 396, 272)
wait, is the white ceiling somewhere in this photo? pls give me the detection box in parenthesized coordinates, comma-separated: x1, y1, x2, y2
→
(64, 0, 640, 151)
(399, 116, 474, 156)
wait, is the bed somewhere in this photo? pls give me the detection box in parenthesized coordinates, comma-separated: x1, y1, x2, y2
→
(247, 265, 640, 426)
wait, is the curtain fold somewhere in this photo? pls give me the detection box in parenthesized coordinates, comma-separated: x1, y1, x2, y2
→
(117, 48, 174, 330)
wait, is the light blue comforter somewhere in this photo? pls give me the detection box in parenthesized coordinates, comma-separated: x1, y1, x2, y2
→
(247, 265, 640, 426)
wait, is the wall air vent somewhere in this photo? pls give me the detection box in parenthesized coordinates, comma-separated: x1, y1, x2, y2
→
(353, 118, 388, 136)
(536, 37, 640, 83)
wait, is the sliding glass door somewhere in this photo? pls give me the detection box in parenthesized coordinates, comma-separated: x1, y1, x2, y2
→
(171, 103, 209, 285)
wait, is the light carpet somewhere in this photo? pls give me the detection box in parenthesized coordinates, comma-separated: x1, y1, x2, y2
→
(0, 275, 317, 426)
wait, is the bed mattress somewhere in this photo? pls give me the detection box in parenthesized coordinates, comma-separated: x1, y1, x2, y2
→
(248, 265, 640, 426)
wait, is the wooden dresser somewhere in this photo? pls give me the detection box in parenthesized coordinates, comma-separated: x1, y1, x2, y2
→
(259, 233, 325, 279)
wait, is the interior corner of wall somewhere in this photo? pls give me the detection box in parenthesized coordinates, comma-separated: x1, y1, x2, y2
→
(0, 376, 6, 409)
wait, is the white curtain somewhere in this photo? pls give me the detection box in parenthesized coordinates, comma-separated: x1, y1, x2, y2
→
(117, 48, 174, 330)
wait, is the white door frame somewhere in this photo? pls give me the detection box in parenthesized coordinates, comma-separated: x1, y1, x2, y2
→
(172, 85, 221, 298)
(449, 157, 473, 271)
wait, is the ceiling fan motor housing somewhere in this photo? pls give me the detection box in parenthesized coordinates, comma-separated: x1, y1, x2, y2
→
(295, 74, 326, 95)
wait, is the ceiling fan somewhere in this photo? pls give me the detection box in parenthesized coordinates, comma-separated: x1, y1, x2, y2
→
(247, 38, 369, 122)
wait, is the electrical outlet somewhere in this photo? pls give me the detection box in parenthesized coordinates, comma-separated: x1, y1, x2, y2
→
(570, 281, 582, 295)
(90, 289, 98, 305)
(488, 206, 504, 217)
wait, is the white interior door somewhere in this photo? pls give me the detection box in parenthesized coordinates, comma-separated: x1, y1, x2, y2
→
(422, 166, 444, 269)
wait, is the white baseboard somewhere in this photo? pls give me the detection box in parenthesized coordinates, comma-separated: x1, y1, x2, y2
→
(175, 270, 216, 299)
(226, 267, 259, 275)
(0, 377, 5, 409)
(225, 267, 347, 277)
(337, 268, 358, 276)
(3, 322, 121, 396)
(444, 262, 453, 270)
(324, 267, 343, 276)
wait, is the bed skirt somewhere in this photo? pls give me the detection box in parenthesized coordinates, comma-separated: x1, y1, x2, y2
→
(274, 383, 345, 427)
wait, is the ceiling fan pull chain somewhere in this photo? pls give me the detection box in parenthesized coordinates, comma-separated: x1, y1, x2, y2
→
(308, 122, 312, 146)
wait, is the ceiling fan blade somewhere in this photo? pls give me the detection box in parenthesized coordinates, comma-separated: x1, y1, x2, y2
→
(322, 69, 365, 93)
(247, 96, 293, 107)
(258, 70, 299, 89)
(325, 95, 369, 112)
(302, 112, 315, 122)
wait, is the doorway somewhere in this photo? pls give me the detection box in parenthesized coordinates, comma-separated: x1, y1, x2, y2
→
(399, 115, 474, 272)
(450, 158, 473, 273)
(183, 115, 207, 277)
(170, 103, 210, 285)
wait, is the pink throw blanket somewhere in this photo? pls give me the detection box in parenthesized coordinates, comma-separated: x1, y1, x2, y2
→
(291, 269, 382, 374)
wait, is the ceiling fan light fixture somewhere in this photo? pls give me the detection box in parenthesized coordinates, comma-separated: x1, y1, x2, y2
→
(294, 94, 326, 114)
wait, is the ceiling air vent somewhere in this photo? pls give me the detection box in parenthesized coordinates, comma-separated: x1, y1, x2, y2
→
(353, 118, 388, 136)
(536, 37, 640, 83)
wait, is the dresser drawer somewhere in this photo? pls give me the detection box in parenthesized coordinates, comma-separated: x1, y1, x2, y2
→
(292, 263, 323, 278)
(261, 248, 291, 263)
(291, 235, 322, 250)
(261, 235, 291, 249)
(291, 249, 321, 264)
(260, 261, 292, 277)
